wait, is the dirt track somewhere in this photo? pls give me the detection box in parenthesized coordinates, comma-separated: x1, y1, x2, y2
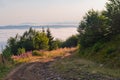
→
(4, 53, 120, 80)
(5, 59, 120, 80)
(5, 60, 56, 80)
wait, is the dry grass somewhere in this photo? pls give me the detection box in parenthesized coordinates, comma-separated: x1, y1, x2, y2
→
(43, 47, 77, 58)
(12, 47, 77, 63)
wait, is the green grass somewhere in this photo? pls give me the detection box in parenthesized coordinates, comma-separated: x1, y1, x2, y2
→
(0, 64, 14, 80)
(79, 34, 120, 68)
(50, 52, 120, 78)
(87, 67, 120, 78)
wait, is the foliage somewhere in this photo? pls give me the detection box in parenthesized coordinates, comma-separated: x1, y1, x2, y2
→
(3, 28, 49, 55)
(3, 27, 66, 56)
(61, 35, 79, 48)
(78, 9, 110, 48)
(78, 0, 120, 48)
(32, 50, 43, 56)
(7, 36, 19, 55)
(17, 48, 25, 54)
(106, 0, 120, 34)
(78, 0, 120, 68)
(46, 28, 54, 50)
(0, 64, 13, 80)
(2, 47, 11, 60)
(50, 41, 59, 50)
(92, 42, 104, 52)
(106, 47, 116, 54)
(54, 39, 63, 48)
(79, 34, 120, 68)
(33, 32, 49, 50)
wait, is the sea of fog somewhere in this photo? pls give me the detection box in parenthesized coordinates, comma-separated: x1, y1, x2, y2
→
(0, 25, 78, 53)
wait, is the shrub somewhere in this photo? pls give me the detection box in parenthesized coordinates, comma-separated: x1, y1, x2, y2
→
(2, 47, 11, 59)
(106, 47, 116, 54)
(92, 42, 104, 52)
(32, 50, 43, 56)
(50, 41, 58, 50)
(61, 35, 79, 48)
(17, 48, 25, 54)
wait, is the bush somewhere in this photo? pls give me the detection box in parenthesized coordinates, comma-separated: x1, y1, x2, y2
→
(106, 47, 116, 54)
(32, 50, 43, 56)
(50, 41, 59, 50)
(2, 47, 11, 59)
(61, 35, 79, 48)
(92, 42, 104, 52)
(17, 48, 25, 54)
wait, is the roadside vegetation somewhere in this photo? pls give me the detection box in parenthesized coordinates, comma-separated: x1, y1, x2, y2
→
(77, 0, 120, 68)
(51, 52, 120, 78)
(0, 54, 14, 80)
(11, 47, 77, 63)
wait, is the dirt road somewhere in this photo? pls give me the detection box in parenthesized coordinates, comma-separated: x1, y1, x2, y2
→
(4, 50, 120, 80)
(5, 58, 120, 80)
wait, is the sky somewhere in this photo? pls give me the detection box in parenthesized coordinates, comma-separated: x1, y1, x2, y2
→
(0, 0, 107, 25)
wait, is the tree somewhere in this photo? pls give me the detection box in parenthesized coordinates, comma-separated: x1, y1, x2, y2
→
(106, 0, 120, 34)
(19, 27, 35, 51)
(42, 27, 45, 33)
(61, 35, 79, 48)
(17, 47, 25, 54)
(34, 32, 49, 50)
(50, 41, 59, 50)
(2, 46, 11, 63)
(7, 36, 19, 55)
(3, 28, 50, 55)
(54, 39, 63, 48)
(46, 28, 54, 50)
(78, 9, 109, 48)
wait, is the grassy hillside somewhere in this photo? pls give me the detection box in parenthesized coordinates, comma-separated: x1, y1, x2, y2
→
(51, 52, 120, 78)
(79, 34, 120, 68)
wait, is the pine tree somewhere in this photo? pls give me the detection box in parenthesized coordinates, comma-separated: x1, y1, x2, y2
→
(42, 27, 45, 33)
(46, 28, 54, 50)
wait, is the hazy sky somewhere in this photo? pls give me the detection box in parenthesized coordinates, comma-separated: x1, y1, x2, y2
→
(0, 0, 107, 25)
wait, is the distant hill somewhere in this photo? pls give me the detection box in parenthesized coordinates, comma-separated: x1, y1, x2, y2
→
(0, 24, 78, 29)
